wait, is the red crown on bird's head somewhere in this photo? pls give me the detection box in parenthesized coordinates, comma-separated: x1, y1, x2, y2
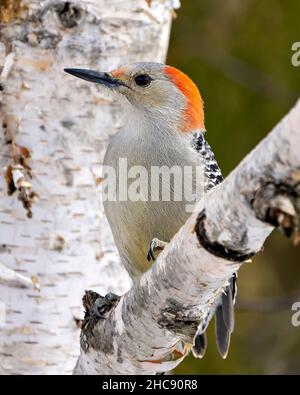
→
(164, 65, 205, 133)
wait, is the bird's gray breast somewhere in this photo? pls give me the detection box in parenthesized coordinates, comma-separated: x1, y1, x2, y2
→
(103, 127, 203, 279)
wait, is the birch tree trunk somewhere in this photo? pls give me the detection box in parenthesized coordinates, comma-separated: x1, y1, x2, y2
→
(0, 0, 179, 374)
(74, 99, 300, 375)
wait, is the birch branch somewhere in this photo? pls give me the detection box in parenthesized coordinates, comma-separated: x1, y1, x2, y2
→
(74, 99, 300, 375)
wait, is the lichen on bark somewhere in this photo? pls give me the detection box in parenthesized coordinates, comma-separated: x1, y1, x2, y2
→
(0, 0, 27, 23)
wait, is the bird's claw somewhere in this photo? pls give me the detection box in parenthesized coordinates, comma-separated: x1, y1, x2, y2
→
(146, 238, 168, 262)
(147, 239, 157, 261)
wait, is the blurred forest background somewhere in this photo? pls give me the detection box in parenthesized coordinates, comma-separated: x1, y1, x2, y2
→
(168, 0, 300, 374)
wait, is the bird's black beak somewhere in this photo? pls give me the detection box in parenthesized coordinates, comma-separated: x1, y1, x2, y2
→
(64, 68, 125, 89)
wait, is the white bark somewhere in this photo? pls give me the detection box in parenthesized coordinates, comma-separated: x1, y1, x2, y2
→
(0, 0, 178, 374)
(74, 100, 300, 375)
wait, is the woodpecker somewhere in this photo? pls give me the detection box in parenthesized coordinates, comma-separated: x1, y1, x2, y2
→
(65, 62, 237, 359)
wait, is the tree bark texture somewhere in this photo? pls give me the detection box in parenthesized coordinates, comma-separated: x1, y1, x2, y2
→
(0, 0, 179, 374)
(74, 100, 300, 374)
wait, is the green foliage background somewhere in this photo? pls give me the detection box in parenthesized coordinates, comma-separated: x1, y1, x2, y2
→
(168, 0, 300, 374)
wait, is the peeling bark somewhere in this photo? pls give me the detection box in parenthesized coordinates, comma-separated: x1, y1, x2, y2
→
(0, 0, 178, 374)
(75, 100, 300, 375)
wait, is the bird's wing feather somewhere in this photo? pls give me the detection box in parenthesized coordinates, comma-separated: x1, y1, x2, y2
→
(192, 132, 223, 191)
(191, 132, 237, 359)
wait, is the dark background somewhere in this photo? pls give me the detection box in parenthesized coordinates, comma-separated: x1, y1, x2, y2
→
(167, 0, 300, 374)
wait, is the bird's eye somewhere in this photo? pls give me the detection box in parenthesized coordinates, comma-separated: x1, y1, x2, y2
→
(134, 74, 152, 87)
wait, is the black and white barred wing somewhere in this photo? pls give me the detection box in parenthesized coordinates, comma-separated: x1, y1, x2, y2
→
(192, 132, 237, 359)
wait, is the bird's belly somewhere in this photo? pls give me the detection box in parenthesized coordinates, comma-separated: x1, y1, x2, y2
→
(103, 133, 202, 279)
(104, 198, 189, 279)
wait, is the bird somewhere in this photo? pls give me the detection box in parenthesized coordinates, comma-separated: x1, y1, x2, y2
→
(64, 62, 237, 359)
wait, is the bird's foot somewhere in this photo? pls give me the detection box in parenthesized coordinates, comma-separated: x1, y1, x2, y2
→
(146, 238, 168, 261)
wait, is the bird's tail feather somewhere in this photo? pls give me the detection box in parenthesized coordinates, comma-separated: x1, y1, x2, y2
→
(192, 274, 237, 359)
(215, 303, 231, 359)
(192, 332, 207, 358)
